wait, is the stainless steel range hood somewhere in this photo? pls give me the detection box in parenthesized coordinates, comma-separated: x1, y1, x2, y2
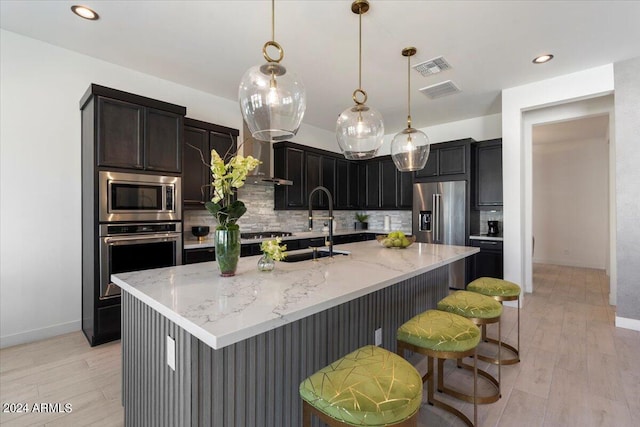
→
(242, 123, 292, 186)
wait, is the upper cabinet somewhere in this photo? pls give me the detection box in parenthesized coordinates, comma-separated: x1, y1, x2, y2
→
(274, 144, 306, 209)
(273, 142, 411, 211)
(183, 118, 238, 209)
(81, 84, 186, 174)
(414, 138, 473, 181)
(472, 139, 503, 209)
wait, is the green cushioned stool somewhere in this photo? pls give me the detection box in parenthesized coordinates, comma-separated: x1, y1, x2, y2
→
(437, 291, 503, 404)
(397, 310, 480, 427)
(467, 277, 521, 365)
(299, 345, 422, 427)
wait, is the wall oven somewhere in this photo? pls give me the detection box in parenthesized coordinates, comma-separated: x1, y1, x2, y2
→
(99, 223, 182, 299)
(99, 171, 181, 222)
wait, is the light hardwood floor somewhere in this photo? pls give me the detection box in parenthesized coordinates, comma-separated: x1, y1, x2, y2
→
(1, 264, 639, 426)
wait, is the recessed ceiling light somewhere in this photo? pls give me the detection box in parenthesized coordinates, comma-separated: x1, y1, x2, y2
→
(71, 5, 99, 21)
(532, 54, 554, 64)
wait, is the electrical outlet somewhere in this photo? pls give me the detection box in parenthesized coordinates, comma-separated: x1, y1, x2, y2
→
(374, 328, 382, 346)
(167, 335, 176, 371)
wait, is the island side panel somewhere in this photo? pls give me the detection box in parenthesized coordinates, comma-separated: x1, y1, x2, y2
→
(189, 266, 448, 427)
(122, 292, 192, 427)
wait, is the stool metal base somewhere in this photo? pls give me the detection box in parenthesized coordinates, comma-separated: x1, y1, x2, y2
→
(302, 400, 419, 427)
(479, 324, 520, 365)
(398, 341, 478, 427)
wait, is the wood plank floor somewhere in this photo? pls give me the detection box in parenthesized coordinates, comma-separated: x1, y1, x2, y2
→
(1, 264, 638, 426)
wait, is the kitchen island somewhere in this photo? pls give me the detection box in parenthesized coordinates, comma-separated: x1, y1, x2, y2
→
(113, 240, 478, 426)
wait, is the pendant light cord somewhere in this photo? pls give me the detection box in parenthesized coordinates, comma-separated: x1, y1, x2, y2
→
(271, 0, 275, 42)
(358, 4, 362, 91)
(407, 53, 412, 128)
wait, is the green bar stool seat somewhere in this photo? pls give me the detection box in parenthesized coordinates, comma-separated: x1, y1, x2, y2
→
(299, 345, 422, 427)
(397, 310, 481, 427)
(467, 277, 521, 365)
(437, 291, 503, 404)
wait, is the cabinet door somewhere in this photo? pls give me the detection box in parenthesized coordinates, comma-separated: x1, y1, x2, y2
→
(475, 142, 503, 207)
(415, 148, 438, 178)
(183, 126, 210, 206)
(210, 131, 236, 163)
(184, 247, 215, 264)
(274, 146, 305, 209)
(306, 153, 322, 209)
(438, 145, 466, 176)
(472, 250, 504, 280)
(380, 159, 398, 208)
(335, 159, 349, 209)
(321, 156, 336, 208)
(365, 161, 380, 209)
(397, 170, 413, 209)
(145, 108, 182, 173)
(97, 97, 144, 169)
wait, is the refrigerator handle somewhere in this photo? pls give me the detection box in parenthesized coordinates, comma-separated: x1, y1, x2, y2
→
(434, 193, 441, 242)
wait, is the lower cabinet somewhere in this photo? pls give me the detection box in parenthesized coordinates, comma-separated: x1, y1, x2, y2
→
(468, 239, 503, 281)
(184, 247, 215, 264)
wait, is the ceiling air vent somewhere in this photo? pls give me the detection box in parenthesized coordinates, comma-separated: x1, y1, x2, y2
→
(412, 56, 452, 76)
(419, 80, 461, 99)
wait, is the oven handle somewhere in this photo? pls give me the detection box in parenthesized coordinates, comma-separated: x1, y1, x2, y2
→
(104, 233, 182, 245)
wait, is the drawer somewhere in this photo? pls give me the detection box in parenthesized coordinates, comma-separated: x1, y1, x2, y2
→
(470, 239, 503, 251)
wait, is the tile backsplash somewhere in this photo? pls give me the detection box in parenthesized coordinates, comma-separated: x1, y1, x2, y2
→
(478, 210, 504, 234)
(184, 185, 412, 234)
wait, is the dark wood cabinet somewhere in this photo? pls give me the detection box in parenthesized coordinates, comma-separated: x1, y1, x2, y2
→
(335, 159, 360, 209)
(473, 139, 503, 209)
(414, 138, 472, 181)
(183, 118, 238, 209)
(364, 161, 381, 209)
(397, 170, 413, 209)
(80, 84, 186, 346)
(273, 142, 411, 211)
(380, 159, 398, 208)
(184, 247, 215, 264)
(469, 239, 503, 281)
(96, 96, 182, 173)
(274, 144, 306, 209)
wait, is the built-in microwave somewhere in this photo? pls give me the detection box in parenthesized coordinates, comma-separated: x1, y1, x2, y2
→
(99, 171, 181, 222)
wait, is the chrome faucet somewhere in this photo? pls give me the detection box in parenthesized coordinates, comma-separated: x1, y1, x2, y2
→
(308, 186, 333, 257)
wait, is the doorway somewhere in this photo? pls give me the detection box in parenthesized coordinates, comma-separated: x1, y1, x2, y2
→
(523, 95, 615, 303)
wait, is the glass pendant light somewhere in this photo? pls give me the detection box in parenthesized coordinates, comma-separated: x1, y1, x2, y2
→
(391, 47, 430, 172)
(238, 0, 306, 142)
(336, 0, 384, 160)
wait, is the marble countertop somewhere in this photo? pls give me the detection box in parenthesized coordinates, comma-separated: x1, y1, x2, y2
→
(113, 241, 478, 350)
(184, 228, 412, 249)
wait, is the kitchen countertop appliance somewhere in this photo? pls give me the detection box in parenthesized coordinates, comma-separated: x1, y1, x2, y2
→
(487, 220, 499, 236)
(413, 181, 468, 289)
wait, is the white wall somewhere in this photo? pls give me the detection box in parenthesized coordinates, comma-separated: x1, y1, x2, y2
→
(0, 30, 336, 348)
(502, 64, 615, 303)
(532, 135, 609, 268)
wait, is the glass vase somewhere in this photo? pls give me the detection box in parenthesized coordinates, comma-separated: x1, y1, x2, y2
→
(215, 228, 241, 277)
(257, 254, 275, 272)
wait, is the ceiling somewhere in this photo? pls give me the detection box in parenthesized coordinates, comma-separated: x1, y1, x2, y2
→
(2, 1, 640, 134)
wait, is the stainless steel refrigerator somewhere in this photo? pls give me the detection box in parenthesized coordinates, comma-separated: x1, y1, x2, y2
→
(413, 181, 467, 289)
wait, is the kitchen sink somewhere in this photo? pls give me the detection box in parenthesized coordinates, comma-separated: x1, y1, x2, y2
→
(281, 250, 349, 263)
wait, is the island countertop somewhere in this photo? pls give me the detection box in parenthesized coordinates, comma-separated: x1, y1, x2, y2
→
(112, 241, 478, 350)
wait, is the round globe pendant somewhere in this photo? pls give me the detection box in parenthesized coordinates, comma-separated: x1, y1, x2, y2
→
(238, 62, 306, 142)
(390, 127, 430, 171)
(336, 104, 384, 160)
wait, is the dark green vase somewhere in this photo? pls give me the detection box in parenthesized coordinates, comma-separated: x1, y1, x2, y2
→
(215, 229, 241, 277)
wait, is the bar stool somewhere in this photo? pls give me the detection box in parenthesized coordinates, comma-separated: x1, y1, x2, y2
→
(397, 310, 480, 427)
(299, 345, 422, 427)
(437, 291, 502, 404)
(467, 277, 521, 365)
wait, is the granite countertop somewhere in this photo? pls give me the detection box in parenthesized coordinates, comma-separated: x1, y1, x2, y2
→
(469, 234, 504, 242)
(113, 240, 478, 350)
(184, 228, 412, 249)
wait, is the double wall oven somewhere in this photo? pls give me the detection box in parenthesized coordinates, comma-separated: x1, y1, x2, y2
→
(98, 171, 182, 299)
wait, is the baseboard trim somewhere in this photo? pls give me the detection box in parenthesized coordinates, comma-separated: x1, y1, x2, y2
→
(0, 320, 80, 349)
(615, 316, 640, 332)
